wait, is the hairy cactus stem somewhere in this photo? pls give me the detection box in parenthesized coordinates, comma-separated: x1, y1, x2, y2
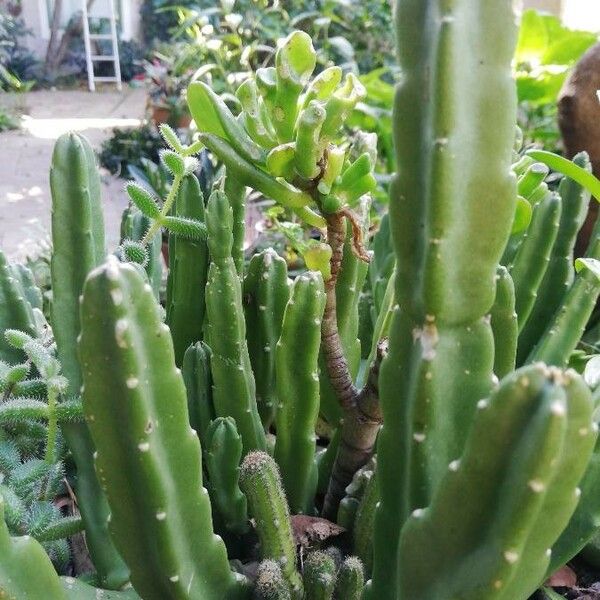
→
(322, 339, 385, 519)
(1, 337, 54, 403)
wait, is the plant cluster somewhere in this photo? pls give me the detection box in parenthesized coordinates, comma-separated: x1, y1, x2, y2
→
(515, 9, 598, 151)
(5, 3, 600, 600)
(0, 7, 36, 90)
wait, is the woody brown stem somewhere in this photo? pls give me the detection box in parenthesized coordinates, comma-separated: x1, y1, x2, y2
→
(321, 211, 360, 411)
(321, 339, 386, 520)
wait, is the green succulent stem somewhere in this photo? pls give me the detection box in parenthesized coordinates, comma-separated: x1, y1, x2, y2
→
(44, 386, 58, 465)
(141, 173, 183, 245)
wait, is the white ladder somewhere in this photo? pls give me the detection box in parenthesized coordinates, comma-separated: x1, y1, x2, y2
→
(82, 0, 122, 92)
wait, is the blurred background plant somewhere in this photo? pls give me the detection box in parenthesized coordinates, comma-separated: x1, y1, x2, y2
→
(515, 9, 598, 151)
(0, 8, 38, 89)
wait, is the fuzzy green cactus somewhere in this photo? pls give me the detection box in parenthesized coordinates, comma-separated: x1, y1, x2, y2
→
(49, 132, 128, 589)
(239, 451, 302, 597)
(253, 560, 291, 600)
(371, 0, 519, 595)
(302, 551, 337, 600)
(334, 557, 364, 600)
(79, 258, 243, 600)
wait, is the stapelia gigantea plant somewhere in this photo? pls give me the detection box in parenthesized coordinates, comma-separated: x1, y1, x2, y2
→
(3, 1, 600, 599)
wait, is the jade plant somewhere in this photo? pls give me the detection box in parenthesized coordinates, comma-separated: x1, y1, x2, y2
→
(3, 1, 600, 599)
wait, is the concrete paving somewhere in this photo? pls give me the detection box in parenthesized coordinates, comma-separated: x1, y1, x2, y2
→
(0, 87, 147, 262)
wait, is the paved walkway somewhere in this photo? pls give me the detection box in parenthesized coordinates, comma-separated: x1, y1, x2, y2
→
(0, 88, 146, 261)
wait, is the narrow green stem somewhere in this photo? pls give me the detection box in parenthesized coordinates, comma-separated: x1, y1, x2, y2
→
(45, 385, 58, 465)
(142, 173, 183, 245)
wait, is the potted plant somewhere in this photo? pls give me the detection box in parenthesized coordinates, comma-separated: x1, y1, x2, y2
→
(144, 45, 194, 128)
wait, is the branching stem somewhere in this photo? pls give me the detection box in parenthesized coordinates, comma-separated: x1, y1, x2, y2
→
(141, 173, 184, 244)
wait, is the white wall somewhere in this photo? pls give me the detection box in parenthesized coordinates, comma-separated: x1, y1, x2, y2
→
(18, 0, 142, 55)
(522, 0, 600, 30)
(523, 0, 562, 14)
(562, 0, 600, 31)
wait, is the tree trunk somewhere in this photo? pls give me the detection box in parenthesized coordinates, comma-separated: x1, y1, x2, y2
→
(43, 0, 97, 79)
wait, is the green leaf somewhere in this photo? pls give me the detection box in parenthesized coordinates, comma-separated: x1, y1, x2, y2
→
(540, 587, 567, 600)
(526, 150, 600, 203)
(159, 124, 185, 154)
(187, 82, 228, 139)
(542, 32, 597, 65)
(125, 182, 160, 219)
(517, 71, 567, 105)
(160, 150, 186, 177)
(515, 10, 554, 64)
(584, 355, 600, 389)
(162, 216, 208, 241)
(575, 258, 600, 281)
(512, 196, 533, 234)
(4, 330, 31, 350)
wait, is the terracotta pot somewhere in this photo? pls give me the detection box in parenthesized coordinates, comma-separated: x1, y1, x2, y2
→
(150, 103, 192, 128)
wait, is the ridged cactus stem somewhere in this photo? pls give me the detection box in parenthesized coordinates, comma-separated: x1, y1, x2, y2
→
(49, 132, 128, 589)
(181, 341, 215, 443)
(371, 1, 519, 596)
(517, 153, 591, 362)
(205, 190, 266, 454)
(490, 266, 518, 379)
(353, 467, 378, 577)
(205, 417, 249, 535)
(527, 256, 600, 367)
(509, 193, 562, 331)
(244, 249, 290, 428)
(240, 452, 302, 597)
(224, 174, 247, 276)
(395, 364, 596, 600)
(0, 250, 37, 364)
(274, 272, 325, 514)
(166, 173, 209, 366)
(79, 259, 242, 600)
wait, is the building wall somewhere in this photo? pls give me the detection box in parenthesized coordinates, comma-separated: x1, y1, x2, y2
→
(14, 0, 142, 56)
(523, 0, 600, 30)
(562, 0, 600, 31)
(523, 0, 562, 14)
